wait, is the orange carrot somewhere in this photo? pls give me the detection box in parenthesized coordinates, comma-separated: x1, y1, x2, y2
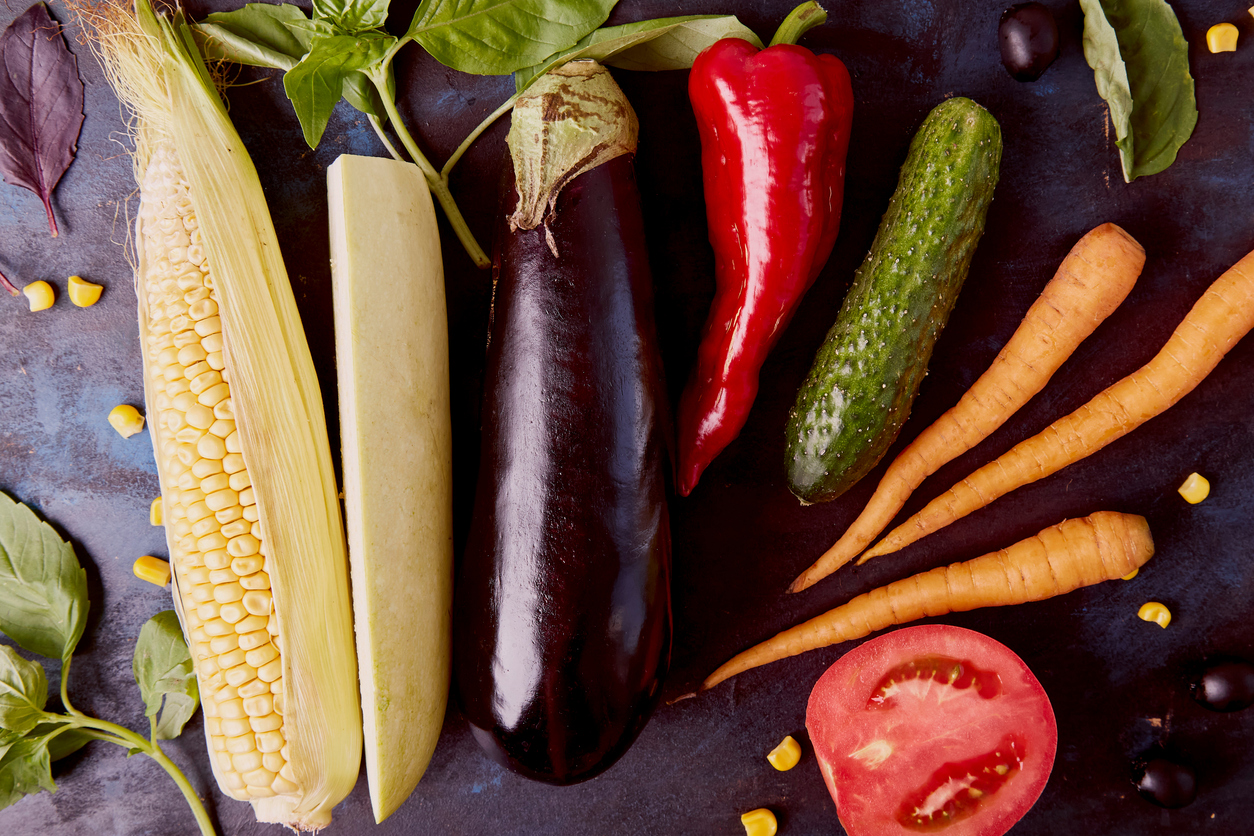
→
(703, 511, 1152, 691)
(861, 245, 1254, 563)
(789, 224, 1145, 593)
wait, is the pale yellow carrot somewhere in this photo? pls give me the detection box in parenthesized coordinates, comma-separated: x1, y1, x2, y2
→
(861, 246, 1254, 563)
(789, 224, 1145, 592)
(703, 511, 1152, 691)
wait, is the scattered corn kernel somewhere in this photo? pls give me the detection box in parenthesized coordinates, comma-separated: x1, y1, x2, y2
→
(22, 280, 54, 311)
(150, 497, 164, 526)
(108, 404, 146, 438)
(1206, 22, 1238, 52)
(1138, 601, 1172, 629)
(133, 555, 172, 587)
(1121, 567, 1139, 581)
(67, 275, 104, 307)
(741, 808, 778, 836)
(1178, 472, 1210, 504)
(767, 735, 802, 771)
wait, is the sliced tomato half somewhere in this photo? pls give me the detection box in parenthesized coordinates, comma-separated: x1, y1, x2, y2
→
(806, 625, 1057, 836)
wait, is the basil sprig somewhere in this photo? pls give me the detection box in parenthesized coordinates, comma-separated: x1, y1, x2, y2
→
(0, 493, 212, 835)
(194, 0, 759, 268)
(1079, 0, 1197, 183)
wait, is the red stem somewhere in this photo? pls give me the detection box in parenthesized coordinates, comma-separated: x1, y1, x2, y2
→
(43, 195, 59, 238)
(0, 267, 18, 296)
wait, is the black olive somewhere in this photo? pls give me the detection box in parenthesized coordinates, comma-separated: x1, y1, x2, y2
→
(1191, 658, 1254, 712)
(998, 3, 1060, 82)
(1133, 757, 1197, 808)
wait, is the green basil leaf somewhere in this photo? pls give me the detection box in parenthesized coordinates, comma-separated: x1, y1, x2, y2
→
(1079, 0, 1197, 182)
(284, 32, 396, 148)
(314, 0, 390, 32)
(342, 69, 388, 120)
(516, 14, 760, 92)
(132, 611, 198, 741)
(0, 728, 58, 810)
(38, 724, 89, 762)
(196, 4, 322, 70)
(0, 646, 47, 736)
(407, 0, 617, 75)
(0, 493, 89, 662)
(603, 15, 760, 71)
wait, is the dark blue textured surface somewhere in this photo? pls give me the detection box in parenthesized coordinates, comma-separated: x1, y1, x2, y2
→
(1, 0, 1252, 834)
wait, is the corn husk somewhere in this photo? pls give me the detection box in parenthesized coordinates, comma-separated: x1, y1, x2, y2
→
(79, 0, 361, 828)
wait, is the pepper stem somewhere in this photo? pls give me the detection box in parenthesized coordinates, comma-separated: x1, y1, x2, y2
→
(769, 1, 828, 47)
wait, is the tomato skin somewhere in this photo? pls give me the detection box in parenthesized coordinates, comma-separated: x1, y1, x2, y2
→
(806, 625, 1057, 836)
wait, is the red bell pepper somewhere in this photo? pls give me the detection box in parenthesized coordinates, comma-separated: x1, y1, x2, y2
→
(677, 2, 853, 496)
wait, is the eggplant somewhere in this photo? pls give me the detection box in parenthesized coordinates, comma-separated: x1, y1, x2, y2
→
(454, 61, 672, 785)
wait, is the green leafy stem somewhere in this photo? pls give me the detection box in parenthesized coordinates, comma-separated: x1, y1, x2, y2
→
(194, 0, 765, 269)
(0, 493, 212, 834)
(29, 656, 213, 836)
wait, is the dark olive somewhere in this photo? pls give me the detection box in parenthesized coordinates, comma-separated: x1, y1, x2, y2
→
(1191, 658, 1254, 712)
(1133, 757, 1196, 808)
(999, 3, 1060, 82)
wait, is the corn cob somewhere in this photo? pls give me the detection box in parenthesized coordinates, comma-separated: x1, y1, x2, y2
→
(80, 0, 361, 829)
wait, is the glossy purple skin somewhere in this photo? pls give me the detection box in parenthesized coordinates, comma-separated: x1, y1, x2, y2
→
(999, 3, 1060, 82)
(454, 155, 673, 785)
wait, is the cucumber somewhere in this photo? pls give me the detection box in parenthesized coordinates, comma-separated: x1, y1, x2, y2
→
(786, 97, 1002, 503)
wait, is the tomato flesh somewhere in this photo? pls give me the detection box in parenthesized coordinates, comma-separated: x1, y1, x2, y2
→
(807, 625, 1057, 836)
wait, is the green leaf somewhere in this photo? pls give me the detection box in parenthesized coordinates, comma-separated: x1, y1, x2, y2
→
(132, 612, 198, 741)
(342, 68, 388, 120)
(39, 724, 89, 762)
(0, 493, 89, 662)
(0, 728, 58, 810)
(0, 646, 47, 736)
(195, 6, 387, 121)
(603, 15, 760, 71)
(516, 14, 760, 92)
(1079, 0, 1197, 182)
(284, 32, 396, 147)
(407, 0, 617, 75)
(196, 4, 322, 70)
(314, 0, 390, 32)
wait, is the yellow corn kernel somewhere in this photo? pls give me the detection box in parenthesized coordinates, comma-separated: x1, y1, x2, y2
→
(151, 497, 164, 526)
(68, 275, 104, 307)
(1138, 601, 1172, 628)
(766, 735, 802, 771)
(22, 280, 54, 311)
(133, 555, 172, 587)
(1121, 567, 1139, 581)
(1178, 472, 1210, 504)
(1207, 22, 1238, 52)
(741, 808, 778, 836)
(108, 404, 146, 438)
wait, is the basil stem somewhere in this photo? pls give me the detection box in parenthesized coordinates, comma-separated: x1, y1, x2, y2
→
(367, 66, 489, 268)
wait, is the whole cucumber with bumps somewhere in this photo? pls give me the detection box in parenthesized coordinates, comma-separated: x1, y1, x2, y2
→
(787, 97, 1002, 503)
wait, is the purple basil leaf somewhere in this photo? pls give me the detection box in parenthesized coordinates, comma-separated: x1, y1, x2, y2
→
(0, 4, 84, 238)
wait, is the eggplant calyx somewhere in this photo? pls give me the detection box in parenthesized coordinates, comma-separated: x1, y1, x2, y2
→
(507, 60, 638, 251)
